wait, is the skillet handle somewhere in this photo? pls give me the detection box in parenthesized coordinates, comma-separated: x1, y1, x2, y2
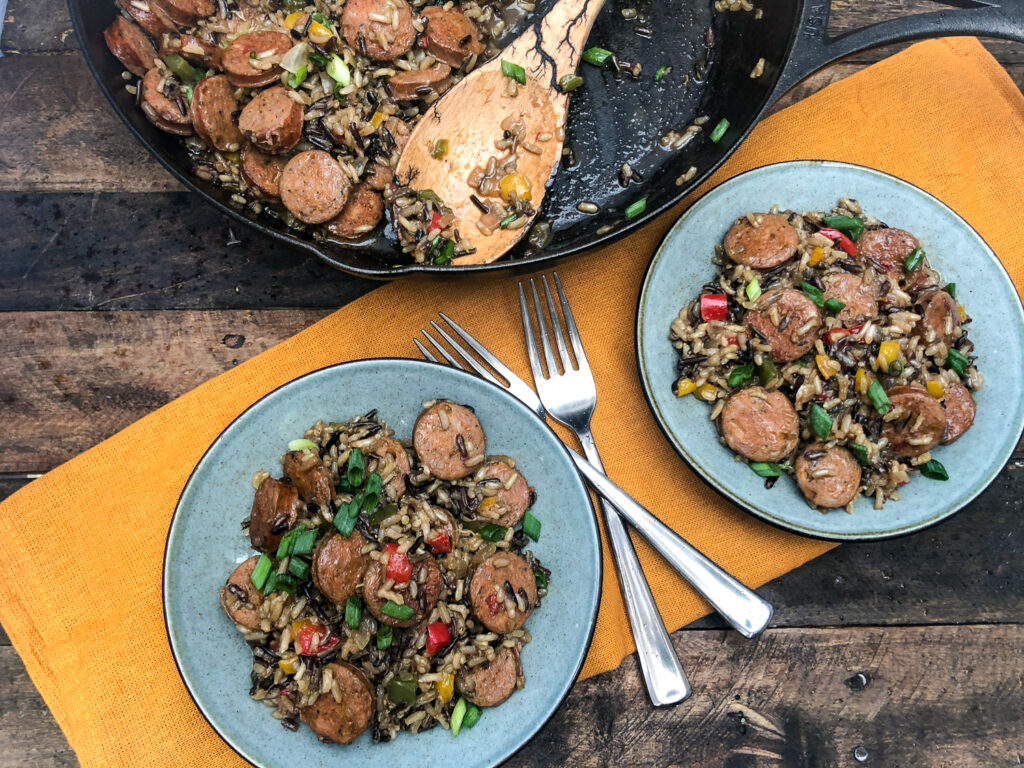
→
(774, 0, 1024, 98)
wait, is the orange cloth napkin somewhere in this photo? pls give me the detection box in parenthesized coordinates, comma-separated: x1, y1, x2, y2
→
(2, 37, 1023, 768)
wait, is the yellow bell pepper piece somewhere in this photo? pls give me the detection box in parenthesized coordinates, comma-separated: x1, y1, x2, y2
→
(479, 496, 496, 509)
(855, 368, 869, 395)
(436, 673, 455, 703)
(278, 655, 299, 675)
(499, 173, 532, 202)
(675, 378, 696, 397)
(695, 383, 717, 402)
(926, 380, 945, 399)
(815, 354, 836, 380)
(284, 12, 332, 43)
(284, 11, 302, 28)
(808, 246, 824, 266)
(877, 340, 900, 371)
(958, 304, 966, 322)
(369, 111, 385, 130)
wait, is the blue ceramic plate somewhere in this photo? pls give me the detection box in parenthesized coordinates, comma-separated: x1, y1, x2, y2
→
(164, 359, 601, 766)
(636, 160, 1024, 541)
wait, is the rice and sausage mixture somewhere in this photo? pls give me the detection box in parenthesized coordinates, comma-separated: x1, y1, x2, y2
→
(218, 401, 548, 744)
(669, 200, 981, 511)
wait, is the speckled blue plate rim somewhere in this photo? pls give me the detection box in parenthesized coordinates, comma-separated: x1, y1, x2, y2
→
(634, 160, 1024, 542)
(162, 357, 602, 768)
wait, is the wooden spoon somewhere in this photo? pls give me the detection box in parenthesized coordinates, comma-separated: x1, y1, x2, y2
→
(394, 0, 608, 266)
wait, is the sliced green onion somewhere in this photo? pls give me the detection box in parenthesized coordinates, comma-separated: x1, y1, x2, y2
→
(821, 215, 865, 241)
(326, 54, 350, 86)
(451, 697, 468, 736)
(800, 281, 824, 307)
(947, 348, 969, 377)
(262, 572, 278, 596)
(756, 358, 778, 386)
(431, 138, 449, 159)
(291, 527, 318, 556)
(887, 360, 904, 376)
(250, 553, 273, 590)
(417, 188, 441, 201)
(749, 462, 783, 478)
(534, 569, 548, 590)
(286, 65, 307, 89)
(347, 447, 365, 487)
(288, 438, 317, 452)
(625, 197, 647, 221)
(381, 600, 416, 620)
(500, 59, 526, 84)
(499, 213, 518, 229)
(654, 64, 671, 82)
(581, 46, 613, 66)
(823, 297, 846, 314)
(522, 512, 541, 542)
(376, 624, 393, 650)
(266, 573, 297, 595)
(920, 459, 948, 481)
(288, 556, 310, 580)
(311, 11, 332, 27)
(433, 238, 456, 265)
(849, 443, 871, 466)
(809, 403, 833, 440)
(334, 499, 359, 536)
(709, 117, 730, 143)
(944, 282, 956, 299)
(308, 51, 327, 67)
(867, 379, 890, 415)
(183, 85, 194, 104)
(345, 596, 362, 629)
(361, 472, 382, 511)
(386, 672, 418, 704)
(479, 524, 508, 542)
(463, 704, 482, 728)
(558, 73, 583, 92)
(903, 247, 925, 272)
(745, 278, 761, 302)
(727, 364, 753, 388)
(163, 53, 199, 83)
(276, 527, 300, 558)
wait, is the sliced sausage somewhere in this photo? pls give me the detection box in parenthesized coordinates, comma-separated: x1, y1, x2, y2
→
(240, 142, 288, 197)
(478, 460, 532, 527)
(221, 31, 292, 87)
(941, 381, 976, 445)
(342, 0, 416, 61)
(118, 0, 178, 40)
(459, 647, 521, 707)
(857, 228, 917, 277)
(421, 6, 485, 68)
(795, 444, 862, 508)
(140, 67, 194, 135)
(238, 85, 303, 154)
(387, 62, 451, 101)
(412, 401, 486, 480)
(281, 450, 335, 507)
(719, 387, 800, 462)
(300, 662, 374, 744)
(915, 290, 961, 346)
(160, 32, 221, 68)
(822, 271, 877, 324)
(745, 288, 821, 363)
(148, 0, 214, 26)
(219, 555, 263, 629)
(312, 531, 371, 604)
(723, 213, 799, 269)
(882, 385, 947, 458)
(104, 17, 158, 77)
(249, 476, 301, 552)
(363, 556, 443, 627)
(469, 552, 537, 634)
(325, 185, 385, 239)
(190, 74, 243, 151)
(369, 435, 411, 500)
(365, 118, 410, 190)
(280, 150, 353, 224)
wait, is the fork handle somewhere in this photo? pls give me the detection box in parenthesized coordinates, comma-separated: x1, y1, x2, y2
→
(569, 449, 774, 638)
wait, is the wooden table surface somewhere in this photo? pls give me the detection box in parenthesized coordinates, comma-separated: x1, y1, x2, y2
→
(2, 1, 1023, 765)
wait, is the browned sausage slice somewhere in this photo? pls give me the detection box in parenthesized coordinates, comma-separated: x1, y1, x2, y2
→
(140, 67, 194, 135)
(281, 450, 335, 507)
(280, 150, 353, 224)
(238, 86, 303, 154)
(460, 647, 521, 707)
(857, 228, 917, 276)
(342, 0, 416, 61)
(363, 556, 443, 627)
(312, 531, 371, 604)
(118, 0, 178, 40)
(388, 62, 451, 101)
(300, 662, 374, 744)
(477, 460, 532, 527)
(219, 555, 263, 629)
(822, 272, 877, 324)
(915, 290, 961, 346)
(240, 142, 288, 197)
(723, 213, 799, 269)
(249, 476, 301, 552)
(148, 0, 214, 26)
(104, 17, 157, 77)
(221, 31, 292, 87)
(369, 435, 410, 500)
(941, 381, 976, 444)
(882, 385, 947, 458)
(412, 401, 486, 480)
(469, 552, 537, 634)
(794, 444, 862, 508)
(190, 74, 243, 151)
(325, 185, 385, 240)
(160, 31, 221, 68)
(745, 288, 821, 363)
(421, 6, 485, 68)
(719, 387, 800, 462)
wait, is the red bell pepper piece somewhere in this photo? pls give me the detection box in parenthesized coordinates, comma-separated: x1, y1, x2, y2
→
(383, 543, 412, 584)
(726, 336, 738, 347)
(823, 328, 851, 346)
(295, 622, 338, 656)
(818, 227, 858, 257)
(427, 531, 451, 554)
(485, 594, 502, 615)
(425, 621, 452, 654)
(428, 210, 442, 233)
(700, 294, 728, 322)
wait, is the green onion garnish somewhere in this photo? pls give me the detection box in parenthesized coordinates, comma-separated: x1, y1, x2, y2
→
(386, 672, 418, 704)
(433, 238, 456, 265)
(463, 704, 482, 728)
(558, 73, 583, 92)
(276, 527, 300, 558)
(183, 85, 194, 104)
(920, 459, 948, 481)
(288, 556, 310, 580)
(288, 438, 318, 452)
(451, 697, 468, 736)
(903, 247, 925, 272)
(479, 524, 508, 542)
(250, 553, 273, 590)
(291, 527, 318, 556)
(756, 358, 778, 386)
(500, 59, 526, 84)
(625, 197, 647, 221)
(381, 600, 416, 620)
(849, 443, 871, 466)
(823, 297, 846, 314)
(347, 448, 365, 486)
(311, 11, 332, 27)
(309, 51, 326, 67)
(326, 54, 350, 86)
(727, 364, 753, 388)
(809, 403, 833, 440)
(947, 348, 969, 376)
(162, 53, 200, 83)
(345, 596, 362, 629)
(654, 64, 671, 82)
(431, 138, 449, 159)
(749, 462, 783, 478)
(334, 499, 359, 536)
(265, 573, 297, 595)
(745, 278, 761, 302)
(581, 46, 613, 67)
(286, 65, 307, 89)
(709, 117, 730, 143)
(499, 213, 518, 229)
(821, 215, 865, 241)
(867, 379, 890, 415)
(376, 625, 393, 650)
(522, 511, 541, 542)
(944, 282, 956, 298)
(887, 360, 904, 376)
(801, 281, 825, 307)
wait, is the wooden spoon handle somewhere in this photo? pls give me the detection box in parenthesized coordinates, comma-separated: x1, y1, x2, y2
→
(506, 0, 610, 86)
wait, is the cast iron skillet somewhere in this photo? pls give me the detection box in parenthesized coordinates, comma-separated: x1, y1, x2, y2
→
(70, 0, 1024, 278)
